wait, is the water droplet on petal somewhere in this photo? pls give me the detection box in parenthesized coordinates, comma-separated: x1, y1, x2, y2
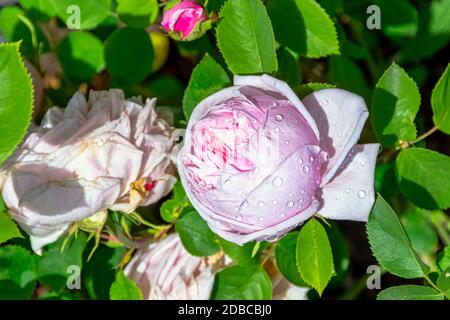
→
(224, 179, 231, 185)
(275, 114, 283, 122)
(257, 201, 265, 208)
(303, 165, 310, 173)
(358, 190, 366, 199)
(225, 193, 230, 198)
(258, 217, 265, 222)
(273, 199, 278, 205)
(335, 195, 341, 200)
(242, 200, 249, 209)
(297, 158, 303, 165)
(272, 177, 283, 188)
(280, 213, 286, 218)
(238, 189, 244, 195)
(301, 189, 305, 194)
(361, 161, 366, 167)
(285, 140, 290, 145)
(274, 127, 281, 133)
(265, 235, 279, 242)
(287, 201, 294, 208)
(345, 188, 350, 193)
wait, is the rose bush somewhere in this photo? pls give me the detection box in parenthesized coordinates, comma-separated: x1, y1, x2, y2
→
(0, 90, 177, 253)
(178, 75, 379, 244)
(161, 0, 209, 41)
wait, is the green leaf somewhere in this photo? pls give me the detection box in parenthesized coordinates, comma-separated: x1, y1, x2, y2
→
(0, 211, 23, 245)
(378, 285, 444, 300)
(216, 0, 277, 74)
(0, 245, 36, 300)
(19, 0, 56, 20)
(175, 210, 220, 257)
(267, 0, 339, 58)
(183, 53, 230, 119)
(437, 267, 450, 299)
(396, 148, 450, 210)
(211, 265, 272, 300)
(104, 27, 154, 84)
(0, 42, 33, 165)
(402, 207, 438, 255)
(432, 63, 450, 134)
(50, 0, 111, 30)
(295, 82, 335, 99)
(219, 238, 260, 267)
(36, 233, 87, 292)
(116, 0, 159, 28)
(275, 232, 307, 287)
(326, 223, 350, 285)
(276, 47, 301, 88)
(367, 195, 429, 279)
(296, 218, 334, 296)
(374, 0, 418, 38)
(437, 246, 450, 272)
(329, 55, 370, 100)
(58, 31, 105, 82)
(82, 245, 126, 300)
(109, 271, 143, 300)
(371, 63, 420, 148)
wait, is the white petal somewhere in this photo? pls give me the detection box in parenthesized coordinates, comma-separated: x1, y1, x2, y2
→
(318, 144, 379, 222)
(29, 224, 69, 254)
(302, 89, 369, 185)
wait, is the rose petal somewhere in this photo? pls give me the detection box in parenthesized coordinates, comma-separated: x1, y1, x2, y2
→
(317, 144, 379, 222)
(302, 89, 369, 185)
(234, 75, 320, 140)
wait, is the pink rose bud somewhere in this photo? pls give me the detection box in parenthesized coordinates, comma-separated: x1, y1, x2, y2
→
(161, 0, 209, 41)
(125, 233, 223, 299)
(178, 75, 379, 245)
(0, 90, 177, 253)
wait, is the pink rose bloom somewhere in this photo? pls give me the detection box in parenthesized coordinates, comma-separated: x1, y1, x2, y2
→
(0, 90, 177, 253)
(125, 233, 222, 300)
(161, 0, 207, 41)
(178, 75, 379, 244)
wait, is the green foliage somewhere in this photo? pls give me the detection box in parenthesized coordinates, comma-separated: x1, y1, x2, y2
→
(0, 42, 33, 165)
(104, 27, 154, 84)
(0, 211, 23, 245)
(50, 0, 111, 30)
(36, 233, 87, 292)
(211, 265, 272, 300)
(372, 63, 420, 148)
(402, 207, 438, 255)
(183, 53, 231, 119)
(432, 63, 450, 134)
(58, 31, 105, 83)
(396, 148, 450, 210)
(374, 0, 418, 39)
(276, 48, 301, 88)
(295, 82, 336, 99)
(275, 232, 307, 287)
(267, 0, 339, 58)
(378, 285, 444, 300)
(296, 218, 334, 296)
(83, 245, 126, 300)
(109, 271, 143, 300)
(367, 195, 429, 279)
(219, 238, 260, 267)
(175, 210, 220, 257)
(0, 245, 36, 299)
(116, 0, 159, 28)
(216, 0, 278, 74)
(18, 0, 55, 21)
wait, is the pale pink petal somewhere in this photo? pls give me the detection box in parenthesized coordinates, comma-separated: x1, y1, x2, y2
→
(302, 89, 369, 184)
(318, 144, 379, 222)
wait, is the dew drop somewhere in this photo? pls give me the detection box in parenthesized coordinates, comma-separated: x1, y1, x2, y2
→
(285, 140, 290, 145)
(335, 195, 341, 200)
(287, 200, 294, 208)
(272, 199, 278, 205)
(258, 217, 265, 222)
(358, 190, 366, 199)
(309, 156, 314, 162)
(274, 127, 281, 133)
(301, 189, 305, 194)
(225, 193, 230, 198)
(224, 179, 231, 185)
(361, 161, 366, 167)
(272, 177, 283, 188)
(297, 158, 303, 165)
(257, 201, 265, 208)
(303, 165, 310, 173)
(242, 200, 249, 209)
(275, 114, 283, 122)
(345, 188, 350, 193)
(280, 213, 286, 218)
(238, 189, 244, 195)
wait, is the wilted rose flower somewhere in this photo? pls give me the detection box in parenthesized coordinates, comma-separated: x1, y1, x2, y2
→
(161, 0, 208, 41)
(0, 90, 177, 252)
(125, 233, 223, 300)
(178, 75, 379, 244)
